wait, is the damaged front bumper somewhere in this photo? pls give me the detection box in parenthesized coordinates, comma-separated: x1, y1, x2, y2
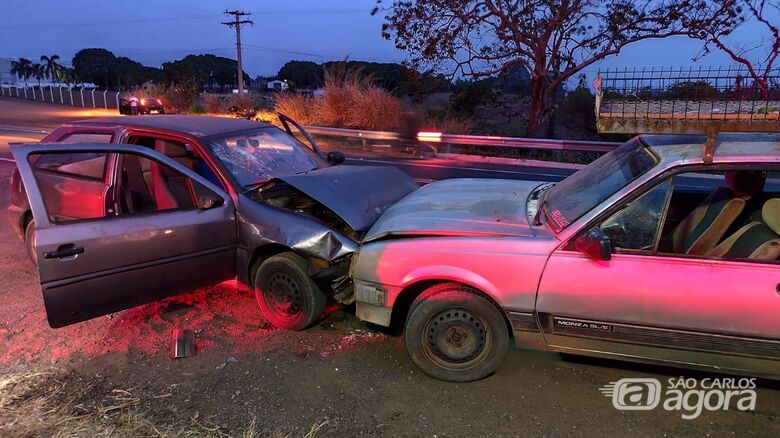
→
(353, 279, 399, 326)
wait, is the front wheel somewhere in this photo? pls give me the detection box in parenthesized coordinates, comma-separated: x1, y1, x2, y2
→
(254, 252, 326, 330)
(405, 283, 509, 382)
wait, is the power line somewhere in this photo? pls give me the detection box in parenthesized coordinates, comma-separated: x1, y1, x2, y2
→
(242, 44, 400, 64)
(222, 10, 254, 95)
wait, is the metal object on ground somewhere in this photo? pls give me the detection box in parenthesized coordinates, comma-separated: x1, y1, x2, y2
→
(172, 329, 196, 359)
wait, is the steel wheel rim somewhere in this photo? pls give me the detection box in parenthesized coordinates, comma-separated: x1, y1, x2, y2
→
(265, 272, 302, 318)
(421, 308, 492, 371)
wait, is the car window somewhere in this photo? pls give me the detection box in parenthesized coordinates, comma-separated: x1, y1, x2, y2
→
(128, 135, 223, 188)
(34, 152, 107, 181)
(29, 151, 217, 224)
(57, 133, 113, 144)
(599, 179, 671, 252)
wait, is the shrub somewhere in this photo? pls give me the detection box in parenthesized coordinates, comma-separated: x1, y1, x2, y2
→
(275, 92, 315, 125)
(347, 86, 401, 130)
(162, 79, 199, 113)
(226, 93, 254, 111)
(202, 93, 224, 113)
(188, 101, 206, 114)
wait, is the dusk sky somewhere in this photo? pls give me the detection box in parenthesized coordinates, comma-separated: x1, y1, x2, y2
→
(0, 0, 771, 80)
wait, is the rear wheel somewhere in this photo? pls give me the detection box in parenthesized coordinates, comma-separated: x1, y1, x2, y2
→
(24, 219, 37, 266)
(405, 283, 509, 382)
(254, 252, 326, 330)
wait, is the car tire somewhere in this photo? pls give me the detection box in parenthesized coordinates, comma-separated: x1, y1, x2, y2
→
(254, 252, 326, 331)
(405, 283, 509, 382)
(24, 219, 37, 266)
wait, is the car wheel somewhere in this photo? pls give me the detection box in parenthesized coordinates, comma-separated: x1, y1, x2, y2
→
(24, 219, 37, 266)
(254, 252, 326, 330)
(405, 283, 509, 382)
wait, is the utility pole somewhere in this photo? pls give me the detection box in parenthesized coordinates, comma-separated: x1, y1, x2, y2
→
(222, 10, 253, 95)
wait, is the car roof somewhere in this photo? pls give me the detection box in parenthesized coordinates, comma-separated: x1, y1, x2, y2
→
(639, 132, 780, 164)
(70, 115, 275, 138)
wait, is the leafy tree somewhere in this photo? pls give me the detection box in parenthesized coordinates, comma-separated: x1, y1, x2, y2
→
(72, 48, 118, 87)
(278, 60, 323, 88)
(162, 54, 249, 90)
(375, 0, 738, 136)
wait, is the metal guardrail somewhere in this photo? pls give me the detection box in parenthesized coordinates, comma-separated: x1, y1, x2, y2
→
(303, 125, 620, 153)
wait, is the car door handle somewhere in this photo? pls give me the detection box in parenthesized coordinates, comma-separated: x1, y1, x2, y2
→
(44, 244, 85, 260)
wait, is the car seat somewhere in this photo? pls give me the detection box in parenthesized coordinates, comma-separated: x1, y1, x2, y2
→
(671, 171, 764, 255)
(706, 198, 780, 260)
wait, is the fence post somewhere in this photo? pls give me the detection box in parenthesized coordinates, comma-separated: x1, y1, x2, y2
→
(115, 91, 121, 109)
(103, 90, 108, 109)
(23, 86, 27, 99)
(50, 85, 54, 103)
(91, 89, 96, 108)
(80, 88, 84, 107)
(59, 86, 63, 104)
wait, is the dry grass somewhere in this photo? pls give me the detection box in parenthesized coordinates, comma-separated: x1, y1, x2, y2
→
(202, 93, 225, 114)
(273, 65, 403, 130)
(346, 87, 400, 131)
(0, 369, 260, 437)
(226, 94, 254, 111)
(275, 92, 316, 125)
(424, 116, 473, 135)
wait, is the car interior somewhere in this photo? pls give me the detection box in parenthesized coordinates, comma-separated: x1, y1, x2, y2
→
(657, 170, 780, 261)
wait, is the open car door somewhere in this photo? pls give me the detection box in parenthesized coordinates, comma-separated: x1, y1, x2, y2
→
(11, 143, 237, 328)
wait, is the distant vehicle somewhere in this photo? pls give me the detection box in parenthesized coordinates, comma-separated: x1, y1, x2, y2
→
(7, 114, 415, 330)
(119, 97, 165, 115)
(350, 133, 780, 382)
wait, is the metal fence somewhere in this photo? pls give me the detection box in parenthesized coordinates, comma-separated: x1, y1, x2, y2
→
(0, 85, 122, 109)
(596, 66, 780, 132)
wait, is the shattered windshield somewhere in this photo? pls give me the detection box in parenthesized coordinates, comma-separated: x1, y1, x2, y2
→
(207, 128, 327, 188)
(543, 138, 659, 233)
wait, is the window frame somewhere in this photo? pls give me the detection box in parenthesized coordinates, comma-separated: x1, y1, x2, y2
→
(563, 161, 780, 266)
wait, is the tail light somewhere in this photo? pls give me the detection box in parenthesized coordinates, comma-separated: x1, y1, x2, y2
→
(140, 98, 146, 105)
(156, 98, 162, 105)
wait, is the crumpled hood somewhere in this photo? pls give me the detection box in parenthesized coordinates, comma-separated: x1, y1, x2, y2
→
(275, 165, 419, 231)
(364, 178, 542, 242)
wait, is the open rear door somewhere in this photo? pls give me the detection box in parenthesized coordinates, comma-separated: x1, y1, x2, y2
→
(11, 143, 237, 327)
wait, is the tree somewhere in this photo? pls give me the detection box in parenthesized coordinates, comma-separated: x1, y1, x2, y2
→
(10, 57, 33, 85)
(278, 60, 323, 88)
(72, 48, 118, 87)
(40, 54, 63, 83)
(32, 63, 45, 87)
(375, 0, 738, 136)
(696, 0, 778, 99)
(162, 54, 249, 90)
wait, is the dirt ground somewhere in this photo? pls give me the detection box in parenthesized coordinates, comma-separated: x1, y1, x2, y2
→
(0, 99, 779, 437)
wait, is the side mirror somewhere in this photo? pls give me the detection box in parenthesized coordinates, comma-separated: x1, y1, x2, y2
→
(327, 151, 346, 165)
(574, 228, 612, 261)
(198, 194, 222, 210)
